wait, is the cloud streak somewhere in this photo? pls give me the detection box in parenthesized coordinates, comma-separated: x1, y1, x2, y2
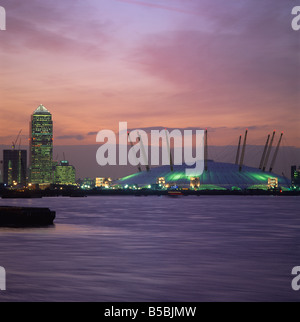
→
(57, 135, 85, 141)
(130, 0, 299, 126)
(0, 0, 112, 58)
(114, 0, 198, 15)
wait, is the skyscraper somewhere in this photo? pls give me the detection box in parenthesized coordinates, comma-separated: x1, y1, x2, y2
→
(3, 149, 27, 187)
(29, 105, 53, 184)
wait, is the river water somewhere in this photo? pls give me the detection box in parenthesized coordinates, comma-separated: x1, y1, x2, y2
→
(0, 195, 299, 302)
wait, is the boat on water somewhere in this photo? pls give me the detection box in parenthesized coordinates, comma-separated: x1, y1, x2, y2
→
(167, 191, 183, 197)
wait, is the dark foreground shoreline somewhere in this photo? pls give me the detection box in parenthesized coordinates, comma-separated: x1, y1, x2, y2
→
(0, 188, 299, 199)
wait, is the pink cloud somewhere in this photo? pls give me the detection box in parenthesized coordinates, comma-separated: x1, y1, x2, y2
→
(0, 0, 298, 147)
(128, 2, 299, 124)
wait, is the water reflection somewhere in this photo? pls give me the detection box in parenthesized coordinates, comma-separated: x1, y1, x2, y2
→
(0, 196, 299, 302)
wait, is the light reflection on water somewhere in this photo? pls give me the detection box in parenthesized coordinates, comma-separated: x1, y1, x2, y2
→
(0, 195, 299, 302)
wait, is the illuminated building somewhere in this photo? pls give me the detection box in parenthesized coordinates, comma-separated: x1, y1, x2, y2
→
(55, 161, 76, 185)
(268, 177, 278, 190)
(3, 150, 27, 187)
(95, 177, 112, 188)
(156, 177, 166, 186)
(29, 105, 53, 184)
(190, 177, 200, 189)
(79, 178, 95, 190)
(115, 129, 290, 191)
(95, 177, 105, 187)
(291, 166, 300, 187)
(116, 160, 289, 190)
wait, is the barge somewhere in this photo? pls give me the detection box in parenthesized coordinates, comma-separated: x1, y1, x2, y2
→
(0, 206, 56, 227)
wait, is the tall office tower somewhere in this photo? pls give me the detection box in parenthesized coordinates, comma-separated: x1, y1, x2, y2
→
(3, 150, 27, 186)
(29, 105, 53, 184)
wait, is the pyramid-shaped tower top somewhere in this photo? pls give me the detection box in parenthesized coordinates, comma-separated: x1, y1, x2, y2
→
(33, 104, 51, 115)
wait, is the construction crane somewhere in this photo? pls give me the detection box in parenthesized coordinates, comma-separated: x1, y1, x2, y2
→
(18, 138, 22, 151)
(12, 129, 22, 150)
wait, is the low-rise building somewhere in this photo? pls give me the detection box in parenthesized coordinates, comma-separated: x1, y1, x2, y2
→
(55, 160, 76, 186)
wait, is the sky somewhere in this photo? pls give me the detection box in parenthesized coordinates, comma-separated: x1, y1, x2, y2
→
(0, 0, 299, 148)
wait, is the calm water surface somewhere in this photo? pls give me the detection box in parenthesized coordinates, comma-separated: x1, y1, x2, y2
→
(0, 195, 299, 302)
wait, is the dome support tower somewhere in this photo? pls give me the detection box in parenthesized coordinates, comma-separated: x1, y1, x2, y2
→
(259, 134, 270, 170)
(239, 129, 248, 172)
(269, 132, 283, 173)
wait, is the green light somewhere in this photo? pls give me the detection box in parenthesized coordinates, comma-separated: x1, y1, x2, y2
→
(247, 185, 269, 191)
(120, 172, 139, 182)
(165, 172, 191, 181)
(250, 173, 270, 181)
(118, 162, 287, 190)
(198, 184, 226, 191)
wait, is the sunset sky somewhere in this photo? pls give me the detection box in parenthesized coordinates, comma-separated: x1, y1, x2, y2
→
(0, 0, 299, 147)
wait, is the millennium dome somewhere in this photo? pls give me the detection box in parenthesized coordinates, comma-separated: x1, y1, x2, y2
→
(115, 160, 289, 190)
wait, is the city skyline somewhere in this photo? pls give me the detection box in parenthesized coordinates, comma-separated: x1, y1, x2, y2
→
(0, 102, 297, 189)
(0, 0, 299, 148)
(0, 102, 299, 181)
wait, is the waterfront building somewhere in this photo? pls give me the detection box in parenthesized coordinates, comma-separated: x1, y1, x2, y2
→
(95, 177, 112, 188)
(2, 150, 27, 187)
(291, 166, 300, 187)
(190, 177, 200, 189)
(55, 160, 76, 185)
(268, 177, 278, 190)
(116, 161, 290, 191)
(156, 177, 166, 187)
(79, 178, 95, 190)
(29, 105, 53, 184)
(95, 177, 105, 188)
